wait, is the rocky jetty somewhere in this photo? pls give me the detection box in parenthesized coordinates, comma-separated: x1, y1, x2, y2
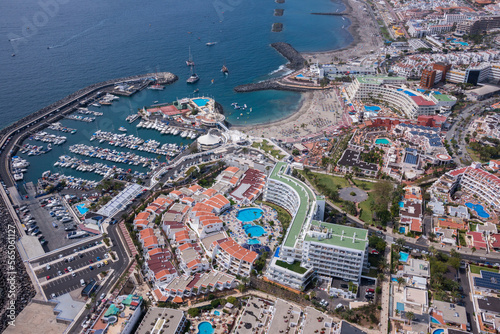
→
(234, 43, 306, 93)
(0, 197, 36, 333)
(274, 9, 284, 16)
(272, 23, 283, 32)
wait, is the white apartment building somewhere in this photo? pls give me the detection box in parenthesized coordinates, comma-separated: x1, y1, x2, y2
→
(264, 163, 368, 286)
(430, 162, 500, 213)
(210, 238, 258, 277)
(345, 76, 439, 118)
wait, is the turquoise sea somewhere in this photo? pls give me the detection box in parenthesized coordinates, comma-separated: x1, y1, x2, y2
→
(0, 0, 353, 183)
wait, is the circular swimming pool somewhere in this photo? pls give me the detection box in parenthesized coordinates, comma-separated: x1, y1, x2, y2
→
(243, 224, 266, 237)
(237, 208, 264, 222)
(198, 321, 214, 334)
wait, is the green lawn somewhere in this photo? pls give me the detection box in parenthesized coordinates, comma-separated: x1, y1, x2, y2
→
(359, 193, 375, 224)
(470, 265, 498, 275)
(352, 179, 375, 191)
(252, 140, 285, 160)
(466, 147, 484, 163)
(302, 171, 350, 190)
(276, 260, 308, 274)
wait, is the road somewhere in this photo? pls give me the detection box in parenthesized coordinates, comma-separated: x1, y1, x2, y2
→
(445, 98, 497, 166)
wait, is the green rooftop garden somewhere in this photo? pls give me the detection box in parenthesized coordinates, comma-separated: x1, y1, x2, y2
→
(276, 260, 308, 274)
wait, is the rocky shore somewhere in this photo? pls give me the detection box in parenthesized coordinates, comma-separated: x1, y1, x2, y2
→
(0, 197, 36, 333)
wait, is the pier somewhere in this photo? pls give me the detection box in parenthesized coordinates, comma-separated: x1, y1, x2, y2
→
(311, 12, 346, 16)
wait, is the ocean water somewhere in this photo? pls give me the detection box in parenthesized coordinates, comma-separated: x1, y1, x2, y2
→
(0, 0, 352, 128)
(0, 0, 352, 183)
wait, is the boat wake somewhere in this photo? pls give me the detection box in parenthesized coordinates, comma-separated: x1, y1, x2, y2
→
(48, 20, 106, 49)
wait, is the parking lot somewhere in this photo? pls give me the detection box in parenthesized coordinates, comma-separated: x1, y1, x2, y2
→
(18, 195, 96, 252)
(34, 244, 112, 298)
(314, 277, 377, 311)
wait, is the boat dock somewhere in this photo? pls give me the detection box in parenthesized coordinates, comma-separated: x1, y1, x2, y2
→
(136, 120, 198, 139)
(68, 144, 160, 168)
(66, 115, 95, 122)
(54, 155, 147, 179)
(29, 131, 67, 145)
(77, 108, 103, 116)
(126, 114, 140, 123)
(90, 130, 183, 157)
(48, 122, 77, 134)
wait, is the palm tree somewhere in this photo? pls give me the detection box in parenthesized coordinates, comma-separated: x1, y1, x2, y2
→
(405, 311, 415, 325)
(241, 276, 249, 287)
(396, 238, 405, 251)
(396, 277, 405, 292)
(471, 246, 477, 254)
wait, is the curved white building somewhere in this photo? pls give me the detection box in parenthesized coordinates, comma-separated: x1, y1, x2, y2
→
(197, 130, 223, 151)
(264, 163, 369, 286)
(346, 76, 438, 118)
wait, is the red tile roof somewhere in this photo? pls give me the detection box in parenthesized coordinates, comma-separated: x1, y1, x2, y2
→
(411, 96, 436, 106)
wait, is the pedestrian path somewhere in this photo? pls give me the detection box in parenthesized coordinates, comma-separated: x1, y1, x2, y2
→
(118, 221, 138, 258)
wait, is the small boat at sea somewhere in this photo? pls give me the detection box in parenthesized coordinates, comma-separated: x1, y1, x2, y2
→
(206, 42, 217, 46)
(187, 73, 199, 84)
(118, 127, 127, 132)
(193, 88, 199, 93)
(221, 64, 229, 74)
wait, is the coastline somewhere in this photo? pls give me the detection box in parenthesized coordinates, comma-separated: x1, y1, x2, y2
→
(234, 0, 381, 139)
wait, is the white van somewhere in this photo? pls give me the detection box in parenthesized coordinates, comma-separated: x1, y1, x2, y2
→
(80, 279, 86, 287)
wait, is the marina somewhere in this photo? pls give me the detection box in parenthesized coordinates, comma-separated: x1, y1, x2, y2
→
(68, 144, 160, 169)
(77, 107, 103, 116)
(54, 155, 147, 179)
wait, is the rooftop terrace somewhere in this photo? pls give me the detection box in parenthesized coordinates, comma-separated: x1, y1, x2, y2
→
(305, 220, 368, 251)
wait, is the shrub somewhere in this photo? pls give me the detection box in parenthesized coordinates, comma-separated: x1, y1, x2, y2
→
(188, 308, 200, 317)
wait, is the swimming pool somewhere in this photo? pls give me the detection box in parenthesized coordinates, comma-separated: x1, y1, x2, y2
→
(430, 317, 442, 325)
(247, 238, 261, 245)
(452, 40, 469, 46)
(243, 224, 266, 238)
(399, 227, 406, 234)
(432, 329, 444, 334)
(237, 208, 264, 222)
(396, 89, 417, 96)
(364, 105, 381, 112)
(76, 203, 88, 215)
(466, 202, 490, 219)
(399, 201, 404, 208)
(197, 321, 214, 334)
(399, 252, 409, 262)
(213, 310, 220, 316)
(192, 98, 210, 107)
(375, 138, 391, 145)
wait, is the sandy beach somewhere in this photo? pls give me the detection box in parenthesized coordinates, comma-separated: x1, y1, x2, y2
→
(236, 89, 345, 141)
(234, 0, 380, 141)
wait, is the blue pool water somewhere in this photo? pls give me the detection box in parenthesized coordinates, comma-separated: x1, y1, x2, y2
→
(452, 40, 469, 46)
(432, 329, 444, 334)
(399, 252, 409, 262)
(392, 278, 398, 282)
(76, 203, 89, 215)
(375, 138, 390, 145)
(198, 321, 214, 334)
(247, 238, 261, 245)
(399, 227, 406, 234)
(193, 98, 210, 107)
(274, 246, 280, 257)
(237, 208, 264, 222)
(466, 202, 490, 219)
(243, 224, 266, 237)
(430, 317, 442, 325)
(296, 74, 305, 78)
(396, 89, 416, 96)
(213, 310, 220, 316)
(396, 302, 404, 312)
(364, 105, 381, 112)
(399, 201, 404, 208)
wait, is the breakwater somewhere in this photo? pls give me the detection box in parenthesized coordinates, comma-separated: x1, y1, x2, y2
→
(234, 43, 306, 93)
(274, 9, 284, 16)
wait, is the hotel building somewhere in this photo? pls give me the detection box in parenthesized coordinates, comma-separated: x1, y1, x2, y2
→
(430, 162, 500, 213)
(264, 162, 369, 288)
(345, 76, 439, 118)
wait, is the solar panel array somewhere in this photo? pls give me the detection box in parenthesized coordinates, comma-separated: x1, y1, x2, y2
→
(474, 270, 500, 291)
(404, 153, 419, 165)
